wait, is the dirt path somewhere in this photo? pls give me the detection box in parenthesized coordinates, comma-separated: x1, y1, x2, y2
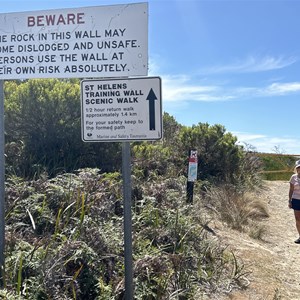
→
(218, 180, 300, 300)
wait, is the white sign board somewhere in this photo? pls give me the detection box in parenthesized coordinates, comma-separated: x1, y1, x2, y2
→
(188, 150, 198, 182)
(0, 3, 148, 79)
(81, 77, 162, 142)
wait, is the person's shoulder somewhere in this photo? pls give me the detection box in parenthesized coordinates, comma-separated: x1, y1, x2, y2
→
(290, 173, 297, 182)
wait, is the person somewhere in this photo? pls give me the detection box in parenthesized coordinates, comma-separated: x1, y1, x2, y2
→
(289, 160, 300, 243)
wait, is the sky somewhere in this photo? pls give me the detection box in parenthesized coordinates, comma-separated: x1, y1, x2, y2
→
(1, 0, 300, 154)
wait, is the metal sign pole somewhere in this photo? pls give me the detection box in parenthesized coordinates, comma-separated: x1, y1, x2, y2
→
(0, 80, 5, 286)
(122, 141, 133, 299)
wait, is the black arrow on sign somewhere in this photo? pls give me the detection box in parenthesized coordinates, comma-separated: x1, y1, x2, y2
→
(146, 88, 157, 131)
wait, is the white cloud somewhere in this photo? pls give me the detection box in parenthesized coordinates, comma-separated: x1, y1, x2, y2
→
(150, 54, 300, 103)
(264, 82, 300, 95)
(162, 75, 233, 102)
(160, 74, 236, 102)
(234, 131, 300, 154)
(235, 82, 300, 98)
(201, 55, 297, 74)
(148, 57, 161, 76)
(158, 72, 300, 103)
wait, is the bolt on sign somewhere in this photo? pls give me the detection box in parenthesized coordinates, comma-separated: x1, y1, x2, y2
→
(0, 3, 148, 79)
(81, 77, 162, 142)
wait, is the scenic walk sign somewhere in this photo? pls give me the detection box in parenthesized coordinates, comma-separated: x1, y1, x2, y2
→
(0, 3, 148, 79)
(81, 77, 162, 142)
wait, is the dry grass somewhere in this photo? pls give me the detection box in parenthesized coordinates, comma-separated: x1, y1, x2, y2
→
(204, 184, 269, 234)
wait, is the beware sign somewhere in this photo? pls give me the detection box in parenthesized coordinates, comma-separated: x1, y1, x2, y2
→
(0, 3, 148, 79)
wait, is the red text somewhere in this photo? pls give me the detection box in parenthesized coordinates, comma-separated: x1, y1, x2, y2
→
(28, 13, 85, 27)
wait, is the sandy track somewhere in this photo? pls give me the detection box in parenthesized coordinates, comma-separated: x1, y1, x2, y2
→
(217, 180, 300, 300)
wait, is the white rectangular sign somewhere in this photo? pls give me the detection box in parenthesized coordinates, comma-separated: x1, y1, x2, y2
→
(188, 150, 198, 182)
(0, 3, 148, 79)
(81, 77, 162, 142)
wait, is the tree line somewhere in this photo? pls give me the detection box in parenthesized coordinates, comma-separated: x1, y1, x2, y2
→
(4, 78, 261, 186)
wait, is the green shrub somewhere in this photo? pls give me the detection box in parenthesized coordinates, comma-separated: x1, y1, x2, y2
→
(4, 170, 251, 299)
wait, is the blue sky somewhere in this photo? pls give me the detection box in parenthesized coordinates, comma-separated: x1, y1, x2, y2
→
(2, 0, 300, 154)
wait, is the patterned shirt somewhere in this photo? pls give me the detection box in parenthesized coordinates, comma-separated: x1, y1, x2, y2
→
(290, 174, 300, 200)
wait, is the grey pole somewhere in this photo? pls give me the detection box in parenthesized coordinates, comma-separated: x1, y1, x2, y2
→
(122, 141, 133, 299)
(0, 80, 5, 286)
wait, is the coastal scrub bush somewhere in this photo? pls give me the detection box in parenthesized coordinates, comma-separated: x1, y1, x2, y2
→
(3, 169, 250, 299)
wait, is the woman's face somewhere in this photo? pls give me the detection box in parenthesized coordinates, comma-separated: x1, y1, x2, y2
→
(297, 167, 300, 175)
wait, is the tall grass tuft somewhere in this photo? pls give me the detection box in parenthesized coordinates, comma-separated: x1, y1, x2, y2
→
(204, 184, 269, 232)
(16, 252, 23, 296)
